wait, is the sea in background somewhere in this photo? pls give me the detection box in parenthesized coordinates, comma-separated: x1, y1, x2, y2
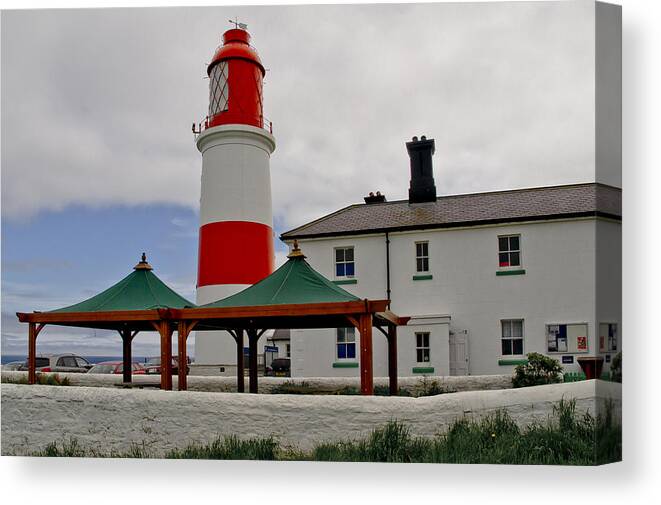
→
(2, 355, 151, 365)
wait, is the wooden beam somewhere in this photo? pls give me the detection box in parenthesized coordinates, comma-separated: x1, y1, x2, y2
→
(247, 329, 259, 394)
(387, 325, 398, 396)
(346, 315, 360, 329)
(359, 313, 374, 395)
(234, 329, 245, 393)
(170, 300, 391, 322)
(18, 310, 163, 324)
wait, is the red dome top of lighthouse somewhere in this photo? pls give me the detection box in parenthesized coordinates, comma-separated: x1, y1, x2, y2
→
(205, 27, 267, 129)
(207, 29, 265, 76)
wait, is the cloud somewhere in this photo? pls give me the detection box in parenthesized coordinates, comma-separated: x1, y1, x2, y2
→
(1, 2, 605, 230)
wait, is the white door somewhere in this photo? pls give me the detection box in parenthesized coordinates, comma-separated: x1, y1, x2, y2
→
(449, 330, 469, 376)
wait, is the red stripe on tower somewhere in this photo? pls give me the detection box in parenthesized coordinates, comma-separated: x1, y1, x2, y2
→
(197, 221, 274, 287)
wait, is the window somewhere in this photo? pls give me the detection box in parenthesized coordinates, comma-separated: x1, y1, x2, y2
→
(336, 327, 356, 360)
(599, 323, 618, 352)
(209, 61, 229, 116)
(335, 247, 355, 278)
(416, 332, 430, 363)
(498, 235, 521, 268)
(546, 323, 589, 353)
(286, 343, 291, 358)
(58, 356, 77, 367)
(75, 357, 90, 368)
(501, 320, 524, 355)
(415, 241, 429, 273)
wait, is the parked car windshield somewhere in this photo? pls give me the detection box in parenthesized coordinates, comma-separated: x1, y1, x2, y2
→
(88, 364, 115, 374)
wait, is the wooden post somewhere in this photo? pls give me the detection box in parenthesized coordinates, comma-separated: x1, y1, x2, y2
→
(177, 321, 188, 391)
(28, 323, 45, 385)
(247, 329, 259, 394)
(28, 323, 36, 385)
(235, 329, 245, 393)
(387, 324, 398, 396)
(359, 314, 374, 395)
(121, 329, 132, 384)
(159, 321, 173, 390)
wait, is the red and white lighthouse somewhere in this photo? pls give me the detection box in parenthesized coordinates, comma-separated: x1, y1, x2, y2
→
(195, 26, 276, 365)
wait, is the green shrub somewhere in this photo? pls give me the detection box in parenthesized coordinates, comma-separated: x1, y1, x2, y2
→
(413, 376, 452, 397)
(5, 373, 70, 386)
(512, 352, 563, 388)
(610, 352, 622, 383)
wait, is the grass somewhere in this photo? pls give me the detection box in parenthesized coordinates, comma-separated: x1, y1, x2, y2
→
(20, 399, 620, 465)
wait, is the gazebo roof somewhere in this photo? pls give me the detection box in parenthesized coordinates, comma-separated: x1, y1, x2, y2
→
(201, 245, 359, 308)
(51, 254, 195, 313)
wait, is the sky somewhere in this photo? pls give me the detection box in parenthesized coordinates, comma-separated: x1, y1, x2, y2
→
(1, 0, 610, 357)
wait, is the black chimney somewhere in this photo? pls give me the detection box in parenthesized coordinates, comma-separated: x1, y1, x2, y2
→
(407, 135, 437, 204)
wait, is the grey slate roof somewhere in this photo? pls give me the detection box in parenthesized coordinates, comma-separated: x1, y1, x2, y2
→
(281, 183, 621, 240)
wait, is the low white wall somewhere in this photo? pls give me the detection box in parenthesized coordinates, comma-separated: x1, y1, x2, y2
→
(1, 380, 620, 456)
(1, 370, 512, 394)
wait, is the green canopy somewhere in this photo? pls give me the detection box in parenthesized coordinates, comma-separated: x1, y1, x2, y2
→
(201, 248, 360, 308)
(51, 254, 195, 313)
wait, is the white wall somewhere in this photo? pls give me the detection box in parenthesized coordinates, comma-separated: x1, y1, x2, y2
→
(291, 217, 621, 377)
(1, 380, 620, 456)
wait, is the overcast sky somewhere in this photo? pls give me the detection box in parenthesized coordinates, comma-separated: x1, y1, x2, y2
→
(1, 1, 611, 357)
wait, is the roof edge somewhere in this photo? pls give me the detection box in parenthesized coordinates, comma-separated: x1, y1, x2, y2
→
(281, 211, 621, 241)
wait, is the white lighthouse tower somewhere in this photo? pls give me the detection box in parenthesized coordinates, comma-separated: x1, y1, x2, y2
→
(194, 25, 276, 367)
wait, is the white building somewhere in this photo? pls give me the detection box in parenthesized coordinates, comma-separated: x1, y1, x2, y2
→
(280, 136, 621, 377)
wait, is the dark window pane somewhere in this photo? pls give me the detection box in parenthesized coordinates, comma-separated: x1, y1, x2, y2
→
(498, 237, 509, 252)
(509, 236, 519, 251)
(416, 243, 423, 256)
(417, 349, 423, 362)
(512, 338, 523, 355)
(422, 258, 429, 272)
(416, 258, 424, 272)
(416, 334, 422, 347)
(345, 263, 355, 276)
(56, 358, 66, 366)
(509, 252, 520, 266)
(347, 344, 356, 359)
(423, 349, 430, 362)
(502, 339, 511, 355)
(345, 248, 354, 262)
(422, 242, 428, 256)
(423, 333, 429, 347)
(499, 253, 509, 267)
(335, 249, 344, 262)
(338, 345, 346, 359)
(336, 264, 345, 277)
(337, 329, 345, 343)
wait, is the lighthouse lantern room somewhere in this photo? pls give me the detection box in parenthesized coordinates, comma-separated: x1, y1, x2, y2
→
(195, 25, 276, 367)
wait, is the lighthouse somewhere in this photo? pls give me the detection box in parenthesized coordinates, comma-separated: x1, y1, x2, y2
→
(194, 25, 276, 366)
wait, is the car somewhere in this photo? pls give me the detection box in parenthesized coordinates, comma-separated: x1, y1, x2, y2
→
(143, 356, 190, 376)
(87, 361, 146, 375)
(270, 358, 291, 377)
(2, 360, 26, 371)
(18, 353, 93, 373)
